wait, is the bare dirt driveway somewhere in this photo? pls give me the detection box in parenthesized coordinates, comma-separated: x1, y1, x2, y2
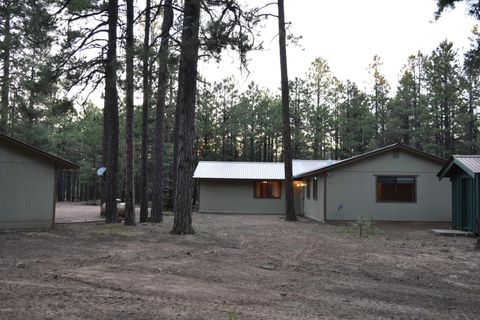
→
(55, 202, 104, 223)
(1, 211, 479, 319)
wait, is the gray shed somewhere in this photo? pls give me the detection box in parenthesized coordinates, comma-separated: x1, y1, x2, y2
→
(297, 144, 451, 222)
(0, 133, 78, 229)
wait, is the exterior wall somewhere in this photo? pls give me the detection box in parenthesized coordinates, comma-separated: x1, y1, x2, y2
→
(451, 173, 479, 233)
(0, 143, 56, 229)
(302, 175, 325, 222)
(198, 179, 286, 214)
(325, 149, 451, 221)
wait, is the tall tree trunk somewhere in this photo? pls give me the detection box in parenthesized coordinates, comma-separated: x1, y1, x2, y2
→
(140, 0, 151, 223)
(103, 0, 119, 223)
(124, 0, 135, 226)
(151, 0, 174, 223)
(1, 3, 11, 133)
(277, 0, 296, 221)
(171, 0, 201, 235)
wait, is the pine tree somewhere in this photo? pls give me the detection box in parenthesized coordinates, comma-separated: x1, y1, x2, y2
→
(425, 40, 461, 157)
(171, 0, 201, 234)
(124, 0, 135, 226)
(139, 0, 152, 223)
(152, 0, 174, 223)
(277, 0, 296, 221)
(103, 0, 120, 223)
(368, 55, 390, 147)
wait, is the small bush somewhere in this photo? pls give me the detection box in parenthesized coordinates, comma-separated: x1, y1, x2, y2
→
(352, 213, 374, 238)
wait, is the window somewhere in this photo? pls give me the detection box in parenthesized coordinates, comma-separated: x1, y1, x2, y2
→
(376, 176, 416, 202)
(254, 180, 281, 199)
(306, 178, 311, 199)
(313, 177, 318, 200)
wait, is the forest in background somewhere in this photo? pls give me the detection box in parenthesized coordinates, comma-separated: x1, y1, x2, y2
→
(1, 1, 480, 211)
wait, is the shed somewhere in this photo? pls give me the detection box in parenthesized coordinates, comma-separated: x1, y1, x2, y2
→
(0, 133, 78, 230)
(437, 155, 480, 233)
(296, 143, 451, 222)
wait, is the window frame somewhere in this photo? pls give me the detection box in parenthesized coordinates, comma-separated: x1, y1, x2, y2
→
(253, 180, 282, 199)
(312, 177, 318, 201)
(306, 178, 311, 200)
(375, 175, 417, 203)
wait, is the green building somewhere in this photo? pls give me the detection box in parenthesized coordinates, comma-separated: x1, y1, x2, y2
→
(438, 155, 480, 234)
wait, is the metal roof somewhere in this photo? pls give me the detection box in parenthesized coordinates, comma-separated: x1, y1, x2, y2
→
(193, 159, 338, 180)
(0, 133, 79, 169)
(438, 155, 480, 179)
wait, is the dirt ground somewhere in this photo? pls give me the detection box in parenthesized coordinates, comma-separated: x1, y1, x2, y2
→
(1, 211, 479, 320)
(55, 202, 104, 223)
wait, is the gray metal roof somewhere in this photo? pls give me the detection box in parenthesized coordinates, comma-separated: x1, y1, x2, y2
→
(453, 155, 480, 173)
(193, 160, 338, 180)
(437, 155, 480, 179)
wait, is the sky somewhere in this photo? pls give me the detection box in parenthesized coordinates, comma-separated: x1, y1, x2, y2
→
(199, 0, 478, 94)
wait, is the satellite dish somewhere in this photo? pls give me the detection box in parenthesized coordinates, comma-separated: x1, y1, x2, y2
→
(97, 167, 107, 176)
(327, 159, 333, 165)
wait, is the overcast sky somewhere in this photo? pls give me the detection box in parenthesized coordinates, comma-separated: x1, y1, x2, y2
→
(199, 0, 478, 94)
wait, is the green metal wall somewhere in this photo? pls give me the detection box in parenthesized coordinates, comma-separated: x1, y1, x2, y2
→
(0, 143, 56, 229)
(451, 174, 479, 233)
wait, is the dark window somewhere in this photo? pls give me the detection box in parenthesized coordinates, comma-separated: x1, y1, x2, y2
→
(254, 181, 281, 199)
(376, 176, 416, 202)
(313, 177, 318, 200)
(306, 178, 311, 199)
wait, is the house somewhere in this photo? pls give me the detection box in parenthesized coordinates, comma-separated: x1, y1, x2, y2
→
(194, 160, 336, 214)
(297, 143, 451, 222)
(194, 143, 452, 222)
(437, 155, 480, 233)
(0, 133, 78, 230)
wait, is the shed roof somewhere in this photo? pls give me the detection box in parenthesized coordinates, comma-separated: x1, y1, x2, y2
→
(295, 143, 446, 178)
(437, 155, 480, 179)
(193, 159, 338, 180)
(0, 133, 79, 169)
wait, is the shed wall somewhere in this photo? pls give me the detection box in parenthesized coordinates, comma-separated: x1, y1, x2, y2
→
(0, 143, 56, 229)
(198, 179, 285, 214)
(325, 150, 451, 221)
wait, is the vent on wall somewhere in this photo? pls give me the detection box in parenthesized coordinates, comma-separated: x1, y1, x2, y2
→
(393, 150, 400, 158)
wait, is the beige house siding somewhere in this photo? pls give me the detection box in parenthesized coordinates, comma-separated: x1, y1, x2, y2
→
(302, 175, 325, 222)
(198, 179, 286, 214)
(325, 149, 451, 221)
(0, 143, 56, 229)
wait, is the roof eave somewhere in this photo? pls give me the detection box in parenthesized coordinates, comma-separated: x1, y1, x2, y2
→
(296, 143, 446, 178)
(0, 133, 80, 169)
(437, 157, 476, 180)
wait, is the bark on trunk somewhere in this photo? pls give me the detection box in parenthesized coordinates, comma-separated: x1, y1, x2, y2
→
(171, 0, 201, 235)
(124, 0, 135, 226)
(151, 0, 174, 223)
(103, 0, 120, 223)
(140, 0, 151, 223)
(278, 0, 296, 221)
